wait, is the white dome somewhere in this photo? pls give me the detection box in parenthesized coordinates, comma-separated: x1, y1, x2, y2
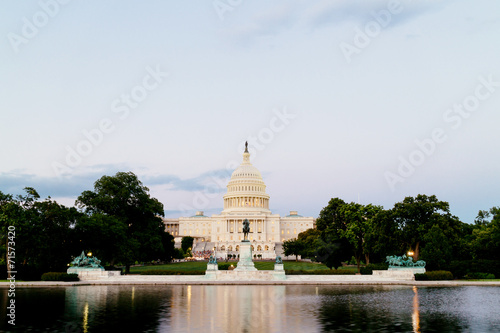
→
(230, 152, 263, 180)
(222, 147, 270, 212)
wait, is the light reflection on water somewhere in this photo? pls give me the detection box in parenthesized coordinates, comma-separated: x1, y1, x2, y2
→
(412, 286, 420, 333)
(1, 285, 499, 332)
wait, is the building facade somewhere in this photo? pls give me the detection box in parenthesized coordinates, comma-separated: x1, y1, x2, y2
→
(163, 145, 315, 259)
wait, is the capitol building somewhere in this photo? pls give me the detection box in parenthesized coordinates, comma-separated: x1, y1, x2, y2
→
(163, 144, 315, 259)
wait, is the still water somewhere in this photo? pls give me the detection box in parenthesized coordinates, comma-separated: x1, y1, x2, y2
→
(1, 285, 499, 332)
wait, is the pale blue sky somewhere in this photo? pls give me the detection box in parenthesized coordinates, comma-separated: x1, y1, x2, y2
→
(1, 0, 499, 223)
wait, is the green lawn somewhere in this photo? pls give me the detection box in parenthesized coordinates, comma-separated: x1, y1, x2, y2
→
(129, 261, 208, 273)
(129, 260, 355, 274)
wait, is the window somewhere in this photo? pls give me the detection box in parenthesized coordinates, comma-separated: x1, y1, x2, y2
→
(287, 230, 290, 234)
(272, 227, 275, 233)
(221, 245, 225, 250)
(281, 230, 284, 235)
(228, 246, 233, 251)
(265, 245, 269, 251)
(294, 228, 297, 234)
(257, 245, 262, 251)
(236, 245, 239, 251)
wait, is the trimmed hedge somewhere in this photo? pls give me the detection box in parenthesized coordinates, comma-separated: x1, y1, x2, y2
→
(218, 263, 234, 270)
(140, 270, 205, 275)
(41, 272, 79, 281)
(464, 272, 495, 279)
(360, 263, 389, 275)
(286, 269, 356, 275)
(415, 270, 453, 281)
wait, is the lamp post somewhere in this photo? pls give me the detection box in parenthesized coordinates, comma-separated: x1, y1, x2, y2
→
(87, 251, 92, 257)
(407, 251, 414, 257)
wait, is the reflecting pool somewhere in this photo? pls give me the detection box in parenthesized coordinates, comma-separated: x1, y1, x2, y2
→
(1, 285, 499, 332)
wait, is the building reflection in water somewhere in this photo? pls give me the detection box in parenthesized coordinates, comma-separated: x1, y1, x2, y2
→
(160, 285, 320, 332)
(9, 284, 494, 332)
(412, 286, 420, 333)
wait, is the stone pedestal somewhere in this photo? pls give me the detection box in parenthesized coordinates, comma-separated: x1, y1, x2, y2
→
(373, 270, 415, 280)
(205, 263, 218, 279)
(67, 267, 121, 280)
(67, 267, 103, 274)
(273, 263, 286, 280)
(206, 263, 218, 271)
(389, 267, 426, 274)
(234, 241, 257, 271)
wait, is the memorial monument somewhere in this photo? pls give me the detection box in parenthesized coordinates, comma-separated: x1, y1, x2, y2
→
(67, 251, 104, 272)
(67, 251, 120, 280)
(386, 254, 426, 274)
(234, 219, 257, 271)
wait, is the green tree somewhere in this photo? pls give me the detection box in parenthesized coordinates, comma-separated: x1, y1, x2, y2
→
(76, 172, 166, 273)
(365, 208, 402, 263)
(471, 207, 500, 260)
(391, 194, 451, 260)
(1, 188, 79, 279)
(315, 198, 347, 232)
(313, 235, 350, 270)
(339, 203, 382, 273)
(297, 228, 321, 259)
(314, 198, 352, 269)
(0, 191, 23, 279)
(282, 238, 304, 261)
(420, 224, 452, 270)
(75, 213, 128, 266)
(31, 198, 80, 271)
(160, 231, 176, 262)
(181, 236, 194, 253)
(173, 248, 184, 259)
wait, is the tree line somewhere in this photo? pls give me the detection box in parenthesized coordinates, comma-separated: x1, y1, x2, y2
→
(2, 171, 498, 279)
(0, 172, 175, 279)
(283, 195, 499, 273)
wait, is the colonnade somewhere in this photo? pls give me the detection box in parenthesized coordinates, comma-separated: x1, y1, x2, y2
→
(223, 197, 269, 209)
